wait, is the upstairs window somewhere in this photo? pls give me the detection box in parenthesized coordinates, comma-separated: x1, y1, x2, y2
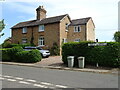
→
(74, 39, 80, 42)
(74, 26, 81, 32)
(39, 25, 44, 32)
(22, 27, 27, 33)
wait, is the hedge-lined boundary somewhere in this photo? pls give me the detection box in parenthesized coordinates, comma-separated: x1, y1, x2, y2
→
(2, 43, 32, 48)
(2, 47, 42, 63)
(62, 42, 120, 67)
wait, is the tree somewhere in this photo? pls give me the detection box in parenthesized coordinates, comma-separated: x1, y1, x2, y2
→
(0, 19, 5, 38)
(114, 31, 120, 42)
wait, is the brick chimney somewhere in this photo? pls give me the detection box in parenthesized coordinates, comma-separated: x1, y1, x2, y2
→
(36, 6, 47, 20)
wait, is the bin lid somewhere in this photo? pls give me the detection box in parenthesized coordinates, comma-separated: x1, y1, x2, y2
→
(78, 57, 85, 59)
(67, 56, 74, 59)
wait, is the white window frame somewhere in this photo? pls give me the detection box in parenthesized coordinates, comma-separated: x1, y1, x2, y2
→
(74, 25, 81, 32)
(74, 38, 80, 42)
(22, 27, 27, 33)
(22, 38, 27, 44)
(39, 25, 44, 32)
(38, 36, 44, 46)
(63, 38, 67, 43)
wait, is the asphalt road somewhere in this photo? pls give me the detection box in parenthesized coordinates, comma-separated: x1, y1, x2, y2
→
(0, 64, 119, 89)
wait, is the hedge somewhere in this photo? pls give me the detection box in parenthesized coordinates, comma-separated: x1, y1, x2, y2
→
(2, 47, 23, 61)
(2, 43, 32, 48)
(16, 50, 42, 63)
(62, 42, 120, 67)
(2, 47, 42, 63)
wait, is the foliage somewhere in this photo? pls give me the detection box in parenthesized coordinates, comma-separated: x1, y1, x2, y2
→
(2, 43, 32, 48)
(0, 19, 5, 38)
(50, 42, 60, 55)
(114, 31, 120, 42)
(16, 50, 42, 63)
(2, 47, 42, 63)
(62, 42, 120, 67)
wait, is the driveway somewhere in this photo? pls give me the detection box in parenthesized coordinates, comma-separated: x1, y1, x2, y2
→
(35, 56, 65, 67)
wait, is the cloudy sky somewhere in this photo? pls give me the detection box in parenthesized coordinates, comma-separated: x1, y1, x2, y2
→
(0, 0, 119, 43)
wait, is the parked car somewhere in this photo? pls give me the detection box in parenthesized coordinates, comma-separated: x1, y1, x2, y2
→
(24, 46, 50, 58)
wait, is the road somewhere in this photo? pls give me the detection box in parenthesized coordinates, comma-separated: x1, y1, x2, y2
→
(0, 64, 119, 89)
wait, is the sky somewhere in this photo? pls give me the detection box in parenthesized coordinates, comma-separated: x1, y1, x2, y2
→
(0, 0, 119, 44)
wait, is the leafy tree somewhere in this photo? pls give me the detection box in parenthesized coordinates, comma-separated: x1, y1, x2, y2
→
(0, 19, 5, 38)
(114, 31, 120, 42)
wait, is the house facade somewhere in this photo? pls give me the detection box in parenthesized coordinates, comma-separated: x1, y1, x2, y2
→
(11, 6, 95, 55)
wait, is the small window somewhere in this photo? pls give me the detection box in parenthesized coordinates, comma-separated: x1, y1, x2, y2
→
(65, 23, 69, 30)
(22, 38, 27, 44)
(74, 39, 80, 42)
(62, 38, 67, 43)
(22, 27, 27, 33)
(39, 25, 44, 32)
(38, 36, 44, 46)
(74, 26, 81, 32)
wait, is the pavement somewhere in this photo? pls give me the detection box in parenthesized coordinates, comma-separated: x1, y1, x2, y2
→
(0, 56, 119, 75)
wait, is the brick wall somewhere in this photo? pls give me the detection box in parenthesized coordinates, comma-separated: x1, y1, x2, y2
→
(67, 25, 86, 42)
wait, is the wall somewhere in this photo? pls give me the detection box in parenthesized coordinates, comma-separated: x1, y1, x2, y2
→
(67, 25, 86, 42)
(86, 18, 95, 41)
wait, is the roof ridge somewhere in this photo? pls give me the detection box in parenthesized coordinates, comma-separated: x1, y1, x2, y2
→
(72, 17, 91, 21)
(44, 14, 68, 19)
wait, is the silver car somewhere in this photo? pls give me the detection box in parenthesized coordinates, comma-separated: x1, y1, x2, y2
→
(24, 46, 50, 58)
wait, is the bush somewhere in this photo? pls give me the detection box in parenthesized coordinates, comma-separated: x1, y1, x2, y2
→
(2, 43, 32, 48)
(16, 50, 42, 63)
(1, 49, 11, 61)
(2, 47, 23, 61)
(62, 42, 120, 67)
(50, 42, 60, 55)
(2, 47, 42, 63)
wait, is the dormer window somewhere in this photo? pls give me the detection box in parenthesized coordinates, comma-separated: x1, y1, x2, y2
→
(39, 25, 44, 32)
(22, 27, 27, 33)
(74, 26, 81, 32)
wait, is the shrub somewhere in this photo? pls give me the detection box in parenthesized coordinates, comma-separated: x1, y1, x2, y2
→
(1, 49, 11, 61)
(50, 42, 60, 55)
(62, 42, 120, 67)
(2, 47, 42, 63)
(16, 50, 42, 63)
(2, 43, 32, 48)
(2, 46, 23, 61)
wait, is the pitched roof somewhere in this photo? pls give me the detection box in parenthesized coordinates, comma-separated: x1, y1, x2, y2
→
(11, 14, 69, 29)
(70, 17, 91, 26)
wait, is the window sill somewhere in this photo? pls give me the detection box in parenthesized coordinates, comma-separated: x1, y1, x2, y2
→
(22, 33, 27, 34)
(38, 45, 45, 47)
(38, 31, 44, 32)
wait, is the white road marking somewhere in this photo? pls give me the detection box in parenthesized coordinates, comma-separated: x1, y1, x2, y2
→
(7, 79, 16, 82)
(15, 77, 24, 80)
(26, 79, 36, 82)
(55, 85, 68, 88)
(33, 84, 48, 88)
(19, 81, 31, 85)
(4, 75, 12, 78)
(2, 74, 69, 88)
(0, 77, 4, 80)
(41, 82, 53, 85)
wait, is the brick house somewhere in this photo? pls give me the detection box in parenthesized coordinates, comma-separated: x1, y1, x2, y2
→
(11, 6, 95, 55)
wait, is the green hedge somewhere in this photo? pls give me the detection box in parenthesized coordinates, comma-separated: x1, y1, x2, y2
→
(2, 43, 32, 48)
(2, 47, 23, 61)
(16, 50, 42, 63)
(62, 42, 120, 67)
(2, 47, 42, 63)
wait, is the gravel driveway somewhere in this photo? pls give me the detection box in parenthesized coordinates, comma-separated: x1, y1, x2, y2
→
(35, 56, 65, 67)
